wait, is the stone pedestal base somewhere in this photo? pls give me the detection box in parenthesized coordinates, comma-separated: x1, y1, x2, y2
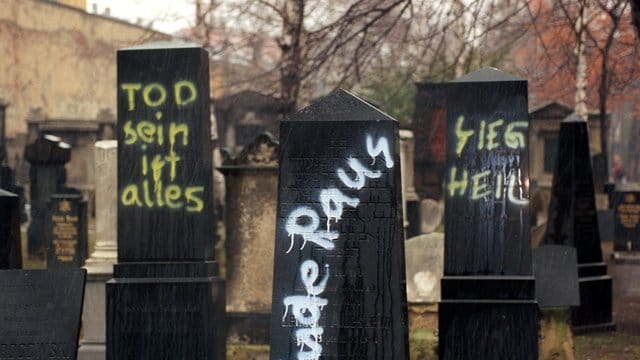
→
(572, 263, 615, 334)
(612, 252, 640, 264)
(226, 312, 270, 344)
(106, 263, 225, 359)
(439, 301, 539, 360)
(78, 271, 111, 360)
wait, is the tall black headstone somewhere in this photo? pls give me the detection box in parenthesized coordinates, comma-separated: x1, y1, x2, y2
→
(0, 268, 86, 360)
(106, 43, 225, 359)
(439, 68, 538, 359)
(543, 114, 614, 333)
(25, 135, 71, 257)
(47, 193, 88, 268)
(0, 188, 22, 269)
(269, 90, 409, 359)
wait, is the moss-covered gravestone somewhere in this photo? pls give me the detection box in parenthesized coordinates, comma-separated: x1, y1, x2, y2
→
(106, 43, 225, 359)
(270, 90, 409, 359)
(439, 68, 538, 359)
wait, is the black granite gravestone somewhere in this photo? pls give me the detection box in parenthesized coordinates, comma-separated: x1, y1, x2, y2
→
(106, 43, 225, 359)
(533, 245, 580, 308)
(0, 189, 22, 269)
(46, 193, 88, 268)
(439, 68, 538, 359)
(270, 89, 409, 359)
(543, 114, 614, 333)
(612, 187, 640, 258)
(0, 268, 86, 359)
(25, 135, 71, 257)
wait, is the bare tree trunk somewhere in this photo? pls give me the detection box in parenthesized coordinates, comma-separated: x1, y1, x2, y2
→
(574, 0, 589, 120)
(598, 59, 609, 179)
(279, 0, 306, 116)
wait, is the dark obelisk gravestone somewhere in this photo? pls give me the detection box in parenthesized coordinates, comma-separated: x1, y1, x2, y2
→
(106, 43, 225, 359)
(0, 268, 86, 360)
(0, 188, 22, 269)
(270, 89, 409, 359)
(47, 193, 88, 268)
(439, 68, 538, 359)
(25, 135, 71, 257)
(544, 114, 614, 333)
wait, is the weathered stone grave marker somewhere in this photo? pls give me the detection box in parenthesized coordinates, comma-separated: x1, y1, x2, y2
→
(78, 140, 118, 359)
(269, 89, 408, 359)
(0, 268, 86, 360)
(0, 188, 22, 269)
(220, 132, 278, 344)
(439, 67, 538, 359)
(544, 113, 614, 332)
(106, 43, 225, 359)
(47, 193, 88, 268)
(25, 135, 71, 257)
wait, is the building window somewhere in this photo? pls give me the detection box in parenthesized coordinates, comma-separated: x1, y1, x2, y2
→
(543, 137, 558, 173)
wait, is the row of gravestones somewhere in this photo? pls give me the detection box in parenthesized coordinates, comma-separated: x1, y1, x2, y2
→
(0, 42, 624, 359)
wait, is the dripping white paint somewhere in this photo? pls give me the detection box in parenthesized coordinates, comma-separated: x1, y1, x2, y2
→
(281, 134, 394, 360)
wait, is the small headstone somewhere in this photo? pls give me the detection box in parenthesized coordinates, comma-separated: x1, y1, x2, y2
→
(107, 42, 225, 359)
(439, 67, 538, 359)
(533, 245, 580, 308)
(47, 193, 88, 268)
(405, 233, 444, 303)
(0, 268, 86, 360)
(270, 89, 408, 359)
(612, 188, 640, 254)
(0, 188, 22, 269)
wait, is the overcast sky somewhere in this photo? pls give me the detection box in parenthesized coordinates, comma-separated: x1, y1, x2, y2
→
(91, 0, 194, 34)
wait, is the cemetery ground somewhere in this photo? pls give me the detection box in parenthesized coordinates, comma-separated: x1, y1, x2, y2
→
(16, 222, 640, 359)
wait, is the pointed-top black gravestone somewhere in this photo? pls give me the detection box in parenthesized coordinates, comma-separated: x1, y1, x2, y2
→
(440, 67, 538, 359)
(0, 188, 22, 269)
(270, 89, 409, 359)
(106, 42, 225, 359)
(544, 113, 614, 333)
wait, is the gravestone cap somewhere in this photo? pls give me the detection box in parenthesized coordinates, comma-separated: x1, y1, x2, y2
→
(533, 245, 580, 308)
(24, 135, 71, 164)
(562, 113, 587, 123)
(122, 40, 202, 50)
(0, 188, 17, 198)
(288, 88, 396, 122)
(450, 67, 522, 83)
(220, 132, 278, 168)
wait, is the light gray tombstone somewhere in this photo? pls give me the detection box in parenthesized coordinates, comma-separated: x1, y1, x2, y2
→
(400, 130, 419, 233)
(420, 198, 444, 234)
(78, 140, 117, 360)
(219, 133, 278, 344)
(405, 233, 444, 302)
